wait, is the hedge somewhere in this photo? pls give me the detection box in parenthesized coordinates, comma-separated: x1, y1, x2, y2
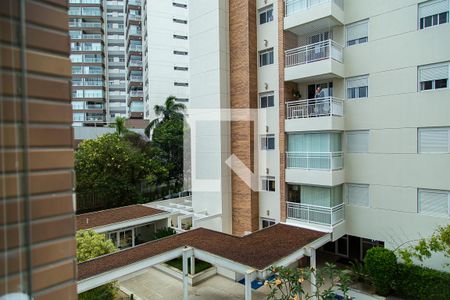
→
(364, 247, 397, 296)
(394, 264, 450, 300)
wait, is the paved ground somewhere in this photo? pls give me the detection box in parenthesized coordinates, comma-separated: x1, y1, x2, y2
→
(119, 267, 271, 300)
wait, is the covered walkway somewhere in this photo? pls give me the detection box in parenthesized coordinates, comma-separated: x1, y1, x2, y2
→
(77, 224, 330, 299)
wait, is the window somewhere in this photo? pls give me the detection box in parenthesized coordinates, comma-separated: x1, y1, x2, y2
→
(346, 130, 369, 153)
(261, 176, 276, 192)
(347, 75, 369, 99)
(261, 134, 275, 150)
(259, 5, 274, 25)
(259, 92, 275, 108)
(73, 113, 84, 121)
(418, 127, 450, 153)
(173, 34, 188, 40)
(176, 98, 189, 102)
(173, 2, 187, 8)
(418, 189, 449, 217)
(174, 66, 188, 71)
(346, 19, 369, 46)
(174, 50, 188, 55)
(173, 18, 187, 24)
(259, 48, 274, 67)
(418, 62, 449, 91)
(419, 0, 449, 29)
(174, 82, 189, 87)
(346, 184, 369, 207)
(261, 218, 275, 228)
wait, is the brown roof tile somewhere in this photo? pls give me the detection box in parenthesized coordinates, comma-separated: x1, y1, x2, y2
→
(76, 205, 166, 230)
(77, 224, 326, 280)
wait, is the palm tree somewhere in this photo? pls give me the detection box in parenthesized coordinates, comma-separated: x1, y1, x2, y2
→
(114, 116, 128, 136)
(145, 95, 186, 137)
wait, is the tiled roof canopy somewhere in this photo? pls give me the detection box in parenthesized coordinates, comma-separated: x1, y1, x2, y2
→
(78, 224, 326, 280)
(76, 204, 166, 230)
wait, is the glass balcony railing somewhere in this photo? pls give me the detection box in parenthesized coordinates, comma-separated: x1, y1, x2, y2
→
(287, 202, 344, 226)
(285, 39, 343, 68)
(285, 0, 344, 17)
(286, 97, 343, 119)
(286, 151, 343, 170)
(69, 22, 102, 29)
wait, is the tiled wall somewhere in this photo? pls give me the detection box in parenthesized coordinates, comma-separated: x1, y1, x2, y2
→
(0, 0, 77, 299)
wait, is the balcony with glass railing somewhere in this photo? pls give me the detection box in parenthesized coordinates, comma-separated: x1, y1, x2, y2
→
(69, 22, 103, 30)
(286, 184, 344, 227)
(129, 90, 144, 98)
(70, 34, 103, 40)
(286, 151, 343, 171)
(284, 0, 344, 31)
(285, 96, 344, 132)
(285, 39, 344, 82)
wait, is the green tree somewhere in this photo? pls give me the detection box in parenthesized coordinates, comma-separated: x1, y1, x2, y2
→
(145, 95, 185, 137)
(77, 230, 117, 300)
(265, 263, 351, 300)
(114, 116, 128, 137)
(152, 227, 177, 240)
(397, 225, 450, 268)
(364, 247, 397, 296)
(75, 133, 167, 209)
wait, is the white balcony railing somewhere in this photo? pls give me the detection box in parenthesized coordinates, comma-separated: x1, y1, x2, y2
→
(130, 90, 144, 97)
(286, 97, 343, 119)
(286, 151, 343, 170)
(285, 0, 344, 17)
(287, 202, 344, 226)
(285, 39, 343, 68)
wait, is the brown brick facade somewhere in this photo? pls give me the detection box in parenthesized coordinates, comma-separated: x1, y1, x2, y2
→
(0, 0, 77, 299)
(229, 0, 259, 235)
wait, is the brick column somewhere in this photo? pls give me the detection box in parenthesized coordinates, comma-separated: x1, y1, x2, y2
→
(229, 0, 259, 235)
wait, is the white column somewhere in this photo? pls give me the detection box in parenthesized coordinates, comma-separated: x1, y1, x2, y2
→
(244, 271, 253, 300)
(190, 256, 195, 275)
(182, 249, 190, 300)
(310, 248, 317, 299)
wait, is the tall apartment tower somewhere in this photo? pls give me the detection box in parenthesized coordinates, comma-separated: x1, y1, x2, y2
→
(69, 0, 190, 127)
(190, 0, 450, 269)
(142, 0, 190, 121)
(1, 0, 77, 298)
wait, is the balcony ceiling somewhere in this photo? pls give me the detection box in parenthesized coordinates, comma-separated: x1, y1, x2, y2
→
(288, 17, 341, 36)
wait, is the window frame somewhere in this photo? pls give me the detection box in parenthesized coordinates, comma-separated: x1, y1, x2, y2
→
(417, 188, 450, 217)
(346, 75, 369, 100)
(259, 48, 274, 67)
(259, 92, 275, 108)
(346, 130, 370, 153)
(417, 127, 450, 153)
(259, 4, 274, 25)
(261, 134, 276, 150)
(345, 183, 370, 207)
(418, 0, 449, 30)
(418, 62, 450, 91)
(346, 19, 369, 47)
(261, 176, 276, 192)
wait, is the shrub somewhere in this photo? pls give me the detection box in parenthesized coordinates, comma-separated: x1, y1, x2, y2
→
(364, 247, 397, 296)
(394, 264, 450, 300)
(152, 227, 176, 240)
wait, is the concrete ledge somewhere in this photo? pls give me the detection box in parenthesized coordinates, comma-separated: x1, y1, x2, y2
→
(153, 263, 217, 286)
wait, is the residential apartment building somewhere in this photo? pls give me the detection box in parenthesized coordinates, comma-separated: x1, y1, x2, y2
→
(69, 0, 190, 127)
(1, 0, 77, 299)
(189, 0, 450, 269)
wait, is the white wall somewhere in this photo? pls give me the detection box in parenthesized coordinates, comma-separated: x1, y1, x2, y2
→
(189, 0, 232, 234)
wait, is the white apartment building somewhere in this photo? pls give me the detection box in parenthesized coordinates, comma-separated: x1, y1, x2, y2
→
(189, 0, 450, 269)
(142, 0, 190, 121)
(69, 0, 190, 126)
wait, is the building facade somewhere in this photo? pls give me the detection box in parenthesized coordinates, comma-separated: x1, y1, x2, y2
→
(189, 0, 450, 269)
(69, 0, 190, 127)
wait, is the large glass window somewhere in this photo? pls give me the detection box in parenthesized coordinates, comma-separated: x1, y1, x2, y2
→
(288, 185, 343, 207)
(419, 0, 449, 29)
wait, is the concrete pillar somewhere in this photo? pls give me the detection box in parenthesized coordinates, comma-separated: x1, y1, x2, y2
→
(190, 256, 195, 275)
(182, 249, 189, 300)
(244, 271, 253, 300)
(310, 248, 317, 299)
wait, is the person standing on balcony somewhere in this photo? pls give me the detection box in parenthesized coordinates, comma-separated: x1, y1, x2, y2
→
(313, 86, 325, 116)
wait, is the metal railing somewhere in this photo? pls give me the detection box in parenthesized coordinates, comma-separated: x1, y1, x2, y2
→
(285, 0, 344, 17)
(69, 22, 102, 28)
(286, 97, 343, 119)
(128, 15, 142, 21)
(128, 45, 142, 52)
(287, 202, 344, 226)
(285, 39, 343, 68)
(286, 151, 343, 170)
(129, 60, 143, 67)
(130, 90, 144, 97)
(71, 34, 102, 40)
(129, 75, 143, 82)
